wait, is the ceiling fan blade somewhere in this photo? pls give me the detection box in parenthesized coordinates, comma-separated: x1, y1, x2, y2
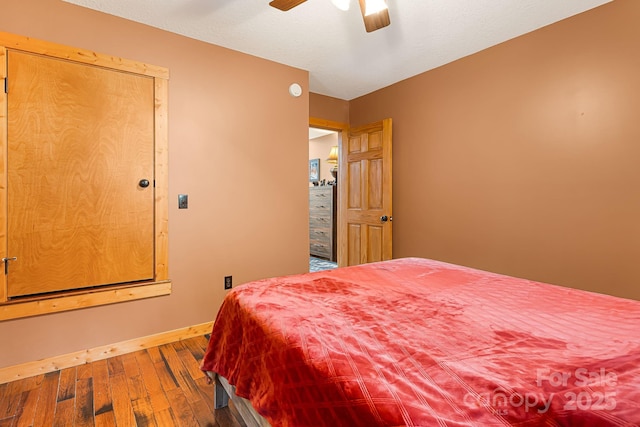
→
(358, 0, 391, 32)
(269, 0, 308, 11)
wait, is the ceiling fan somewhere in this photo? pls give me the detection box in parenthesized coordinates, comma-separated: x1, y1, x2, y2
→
(269, 0, 390, 33)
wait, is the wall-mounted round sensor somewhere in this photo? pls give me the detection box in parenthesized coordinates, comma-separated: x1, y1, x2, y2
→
(289, 83, 302, 97)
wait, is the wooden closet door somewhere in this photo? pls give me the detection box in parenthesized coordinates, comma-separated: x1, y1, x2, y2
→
(6, 50, 155, 297)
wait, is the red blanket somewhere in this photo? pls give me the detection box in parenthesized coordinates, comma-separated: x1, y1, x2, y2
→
(201, 258, 640, 426)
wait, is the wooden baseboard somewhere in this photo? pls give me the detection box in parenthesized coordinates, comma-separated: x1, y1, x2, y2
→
(0, 321, 214, 384)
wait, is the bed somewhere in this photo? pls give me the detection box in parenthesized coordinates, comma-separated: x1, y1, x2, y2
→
(200, 257, 640, 426)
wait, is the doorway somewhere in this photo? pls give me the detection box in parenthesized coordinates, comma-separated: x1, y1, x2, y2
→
(309, 117, 393, 270)
(309, 117, 394, 269)
(308, 126, 339, 272)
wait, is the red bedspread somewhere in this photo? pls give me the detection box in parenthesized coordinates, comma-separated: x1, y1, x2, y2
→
(201, 258, 640, 426)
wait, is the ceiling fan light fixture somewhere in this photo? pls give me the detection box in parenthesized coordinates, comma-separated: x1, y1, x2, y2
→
(364, 0, 387, 16)
(358, 0, 390, 32)
(330, 0, 350, 11)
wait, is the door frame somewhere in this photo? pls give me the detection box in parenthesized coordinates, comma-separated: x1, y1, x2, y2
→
(0, 31, 171, 321)
(309, 117, 348, 267)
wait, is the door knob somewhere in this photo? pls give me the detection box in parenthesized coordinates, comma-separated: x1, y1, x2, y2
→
(139, 179, 150, 188)
(380, 215, 389, 222)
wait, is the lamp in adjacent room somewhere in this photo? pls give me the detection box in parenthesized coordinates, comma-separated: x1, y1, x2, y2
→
(327, 146, 339, 182)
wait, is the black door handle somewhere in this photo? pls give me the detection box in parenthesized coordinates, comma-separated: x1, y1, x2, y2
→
(139, 179, 150, 188)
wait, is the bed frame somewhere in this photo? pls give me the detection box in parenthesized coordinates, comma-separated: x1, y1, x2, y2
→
(208, 371, 271, 427)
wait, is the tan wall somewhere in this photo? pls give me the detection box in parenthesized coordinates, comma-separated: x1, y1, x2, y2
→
(350, 0, 640, 300)
(0, 0, 309, 368)
(309, 93, 349, 124)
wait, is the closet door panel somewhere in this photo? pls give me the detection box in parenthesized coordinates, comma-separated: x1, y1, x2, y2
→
(7, 50, 154, 297)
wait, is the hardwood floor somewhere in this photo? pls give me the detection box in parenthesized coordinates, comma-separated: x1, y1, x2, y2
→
(0, 335, 246, 427)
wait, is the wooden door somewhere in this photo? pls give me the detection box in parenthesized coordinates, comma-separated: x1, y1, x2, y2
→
(6, 50, 155, 297)
(338, 118, 392, 266)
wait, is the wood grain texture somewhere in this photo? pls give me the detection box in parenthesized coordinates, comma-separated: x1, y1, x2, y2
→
(0, 319, 210, 384)
(343, 119, 393, 266)
(0, 48, 7, 304)
(268, 0, 307, 11)
(308, 117, 348, 133)
(0, 281, 171, 322)
(0, 32, 169, 79)
(31, 372, 59, 426)
(357, 0, 391, 33)
(154, 77, 170, 282)
(0, 31, 171, 320)
(92, 360, 116, 427)
(0, 336, 242, 427)
(309, 186, 337, 261)
(109, 373, 135, 426)
(7, 50, 155, 297)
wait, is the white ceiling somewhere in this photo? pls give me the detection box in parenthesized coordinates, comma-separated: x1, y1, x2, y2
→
(309, 128, 336, 139)
(63, 0, 610, 100)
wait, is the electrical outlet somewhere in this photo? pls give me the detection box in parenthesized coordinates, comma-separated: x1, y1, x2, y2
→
(224, 276, 232, 290)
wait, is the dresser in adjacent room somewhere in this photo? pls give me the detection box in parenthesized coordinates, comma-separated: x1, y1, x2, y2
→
(309, 185, 337, 261)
